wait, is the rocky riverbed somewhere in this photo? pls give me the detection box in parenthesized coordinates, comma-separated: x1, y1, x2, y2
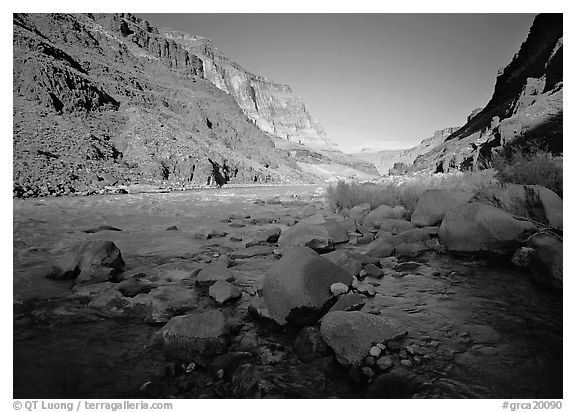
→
(13, 185, 562, 399)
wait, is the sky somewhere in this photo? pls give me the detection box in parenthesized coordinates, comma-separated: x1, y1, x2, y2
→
(140, 13, 537, 152)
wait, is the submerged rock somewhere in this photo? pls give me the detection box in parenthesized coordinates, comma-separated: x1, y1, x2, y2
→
(530, 244, 563, 289)
(195, 263, 235, 286)
(320, 311, 405, 366)
(294, 326, 329, 361)
(130, 285, 197, 323)
(348, 203, 372, 222)
(263, 247, 352, 326)
(151, 310, 231, 361)
(329, 293, 365, 312)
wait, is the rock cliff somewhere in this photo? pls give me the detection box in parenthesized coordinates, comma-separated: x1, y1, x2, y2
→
(165, 32, 338, 151)
(412, 13, 562, 173)
(13, 13, 375, 197)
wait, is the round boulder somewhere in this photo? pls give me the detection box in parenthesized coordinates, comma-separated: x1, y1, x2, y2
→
(438, 202, 536, 255)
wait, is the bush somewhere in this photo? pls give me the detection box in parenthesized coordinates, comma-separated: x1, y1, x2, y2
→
(327, 170, 497, 217)
(492, 146, 563, 197)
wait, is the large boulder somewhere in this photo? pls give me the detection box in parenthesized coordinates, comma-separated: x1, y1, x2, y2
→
(364, 205, 406, 226)
(347, 203, 372, 222)
(263, 247, 353, 326)
(472, 183, 562, 228)
(321, 221, 350, 244)
(277, 221, 334, 253)
(411, 190, 474, 227)
(530, 244, 563, 289)
(320, 311, 405, 366)
(438, 202, 536, 255)
(48, 240, 126, 283)
(150, 310, 231, 361)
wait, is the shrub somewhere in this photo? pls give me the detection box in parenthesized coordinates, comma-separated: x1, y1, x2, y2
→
(326, 170, 497, 217)
(492, 146, 563, 197)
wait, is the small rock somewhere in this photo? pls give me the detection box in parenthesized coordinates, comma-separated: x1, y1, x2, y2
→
(365, 356, 376, 367)
(230, 237, 243, 242)
(207, 229, 227, 239)
(209, 280, 242, 304)
(400, 359, 413, 368)
(376, 356, 394, 371)
(369, 346, 382, 357)
(362, 366, 376, 378)
(166, 226, 178, 231)
(195, 264, 235, 286)
(330, 282, 349, 297)
(377, 343, 386, 351)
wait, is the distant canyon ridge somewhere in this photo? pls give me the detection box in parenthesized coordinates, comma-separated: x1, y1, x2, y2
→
(13, 13, 562, 197)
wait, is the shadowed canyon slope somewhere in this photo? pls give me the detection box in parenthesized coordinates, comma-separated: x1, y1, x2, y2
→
(13, 13, 377, 197)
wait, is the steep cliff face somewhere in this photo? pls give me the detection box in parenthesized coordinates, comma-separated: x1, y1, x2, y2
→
(413, 13, 563, 173)
(165, 32, 339, 151)
(13, 13, 325, 197)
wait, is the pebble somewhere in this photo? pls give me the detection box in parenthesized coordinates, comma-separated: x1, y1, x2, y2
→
(377, 343, 386, 351)
(361, 366, 375, 378)
(376, 356, 394, 371)
(365, 356, 376, 367)
(369, 346, 382, 357)
(330, 282, 349, 297)
(400, 359, 413, 368)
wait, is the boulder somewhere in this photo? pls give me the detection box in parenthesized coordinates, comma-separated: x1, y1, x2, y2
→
(320, 311, 405, 366)
(527, 232, 562, 249)
(130, 285, 197, 323)
(322, 250, 379, 276)
(348, 203, 372, 222)
(322, 221, 350, 244)
(438, 202, 536, 255)
(411, 190, 474, 227)
(530, 244, 563, 289)
(209, 280, 242, 304)
(48, 240, 126, 283)
(377, 219, 415, 235)
(366, 227, 436, 257)
(472, 183, 562, 228)
(365, 205, 406, 226)
(88, 289, 132, 317)
(151, 310, 231, 361)
(263, 247, 353, 326)
(195, 263, 235, 286)
(277, 221, 334, 253)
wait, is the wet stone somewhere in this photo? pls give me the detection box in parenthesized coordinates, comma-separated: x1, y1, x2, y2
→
(376, 356, 394, 371)
(369, 346, 382, 357)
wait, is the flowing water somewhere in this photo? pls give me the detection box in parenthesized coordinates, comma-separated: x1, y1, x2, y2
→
(13, 186, 562, 399)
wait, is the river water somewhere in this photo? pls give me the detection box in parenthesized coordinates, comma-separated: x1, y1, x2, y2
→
(13, 186, 562, 399)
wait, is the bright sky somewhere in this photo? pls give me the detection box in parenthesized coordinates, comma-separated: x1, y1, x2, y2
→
(139, 14, 536, 152)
